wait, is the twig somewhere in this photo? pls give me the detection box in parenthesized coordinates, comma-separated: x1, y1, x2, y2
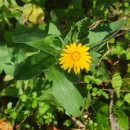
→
(103, 89, 130, 93)
(97, 49, 112, 66)
(70, 116, 85, 129)
(115, 27, 130, 38)
(78, 78, 130, 85)
(109, 92, 119, 130)
(107, 41, 110, 50)
(113, 61, 120, 66)
(89, 20, 104, 30)
(103, 78, 130, 83)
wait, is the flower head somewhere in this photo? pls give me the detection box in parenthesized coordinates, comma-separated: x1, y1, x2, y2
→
(59, 42, 92, 74)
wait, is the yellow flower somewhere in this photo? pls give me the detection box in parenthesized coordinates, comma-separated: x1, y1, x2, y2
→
(59, 42, 92, 74)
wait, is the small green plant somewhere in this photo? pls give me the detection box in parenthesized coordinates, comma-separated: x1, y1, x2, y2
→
(0, 0, 130, 130)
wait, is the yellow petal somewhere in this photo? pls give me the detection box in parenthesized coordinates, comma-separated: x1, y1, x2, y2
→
(58, 42, 92, 74)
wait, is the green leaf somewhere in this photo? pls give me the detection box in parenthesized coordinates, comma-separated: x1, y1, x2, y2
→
(112, 74, 122, 88)
(13, 32, 44, 43)
(88, 19, 126, 50)
(0, 43, 15, 74)
(72, 0, 82, 11)
(111, 46, 125, 55)
(118, 109, 129, 130)
(50, 10, 60, 28)
(0, 0, 4, 7)
(126, 51, 130, 60)
(7, 102, 12, 109)
(13, 34, 63, 55)
(124, 93, 130, 104)
(48, 22, 61, 35)
(0, 46, 26, 76)
(84, 91, 91, 110)
(112, 73, 122, 98)
(3, 63, 14, 75)
(14, 52, 57, 80)
(15, 22, 45, 35)
(0, 44, 10, 65)
(96, 62, 111, 80)
(45, 66, 84, 117)
(35, 80, 55, 102)
(4, 74, 14, 81)
(64, 70, 81, 83)
(14, 100, 24, 116)
(0, 85, 21, 97)
(95, 112, 110, 129)
(10, 111, 17, 119)
(4, 31, 15, 43)
(31, 100, 37, 108)
(20, 95, 27, 102)
(89, 51, 102, 75)
(39, 103, 50, 114)
(90, 51, 102, 58)
(5, 0, 18, 8)
(65, 17, 90, 43)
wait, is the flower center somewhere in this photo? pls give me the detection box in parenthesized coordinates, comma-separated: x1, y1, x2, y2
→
(71, 51, 80, 61)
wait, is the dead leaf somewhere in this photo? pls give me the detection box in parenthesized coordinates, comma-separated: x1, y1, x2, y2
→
(46, 124, 60, 130)
(23, 4, 44, 24)
(0, 119, 13, 130)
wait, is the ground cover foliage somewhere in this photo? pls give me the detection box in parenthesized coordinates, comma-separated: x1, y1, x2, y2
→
(0, 0, 130, 130)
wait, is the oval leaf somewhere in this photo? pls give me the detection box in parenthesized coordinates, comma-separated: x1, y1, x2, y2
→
(13, 34, 63, 55)
(14, 52, 56, 80)
(88, 19, 126, 49)
(124, 93, 130, 104)
(112, 73, 122, 88)
(112, 73, 122, 98)
(118, 109, 129, 130)
(45, 66, 84, 117)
